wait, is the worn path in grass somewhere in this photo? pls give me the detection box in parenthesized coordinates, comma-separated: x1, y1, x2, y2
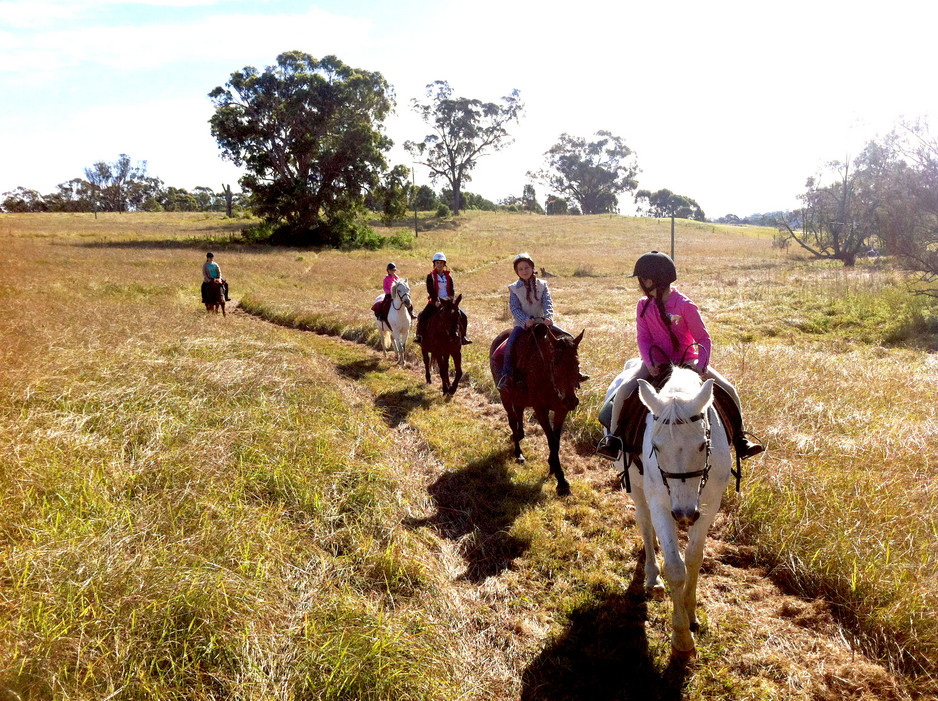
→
(237, 304, 913, 701)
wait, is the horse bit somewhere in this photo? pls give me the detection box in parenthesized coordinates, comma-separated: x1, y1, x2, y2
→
(650, 411, 713, 497)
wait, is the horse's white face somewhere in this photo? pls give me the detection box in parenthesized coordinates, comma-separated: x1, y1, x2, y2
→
(638, 371, 715, 527)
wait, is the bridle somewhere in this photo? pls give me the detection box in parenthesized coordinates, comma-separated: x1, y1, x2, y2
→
(650, 410, 713, 498)
(528, 322, 578, 402)
(391, 284, 411, 312)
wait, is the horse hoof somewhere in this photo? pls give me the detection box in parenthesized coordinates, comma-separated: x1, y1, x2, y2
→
(671, 644, 697, 660)
(645, 583, 666, 600)
(556, 481, 571, 497)
(515, 455, 526, 464)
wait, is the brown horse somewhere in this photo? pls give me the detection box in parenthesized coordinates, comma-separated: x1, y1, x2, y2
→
(420, 295, 464, 395)
(489, 323, 587, 496)
(203, 279, 226, 317)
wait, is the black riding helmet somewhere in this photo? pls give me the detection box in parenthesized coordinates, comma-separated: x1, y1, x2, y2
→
(629, 251, 676, 295)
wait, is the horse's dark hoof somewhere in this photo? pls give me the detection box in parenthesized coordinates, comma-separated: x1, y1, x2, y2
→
(515, 454, 525, 464)
(556, 481, 571, 497)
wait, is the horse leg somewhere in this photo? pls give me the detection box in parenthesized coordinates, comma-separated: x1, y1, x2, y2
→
(220, 301, 226, 317)
(437, 353, 450, 394)
(534, 405, 570, 496)
(504, 400, 525, 462)
(649, 508, 695, 655)
(422, 347, 432, 384)
(628, 482, 665, 597)
(448, 349, 462, 395)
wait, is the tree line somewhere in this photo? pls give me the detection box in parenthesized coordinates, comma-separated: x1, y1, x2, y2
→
(1, 154, 247, 216)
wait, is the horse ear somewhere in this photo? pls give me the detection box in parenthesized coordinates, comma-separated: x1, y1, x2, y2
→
(637, 378, 665, 415)
(454, 294, 462, 307)
(573, 330, 584, 346)
(690, 378, 715, 416)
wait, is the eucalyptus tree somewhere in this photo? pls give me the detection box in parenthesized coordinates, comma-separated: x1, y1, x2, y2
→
(405, 81, 523, 215)
(531, 131, 639, 215)
(635, 188, 706, 221)
(209, 51, 394, 245)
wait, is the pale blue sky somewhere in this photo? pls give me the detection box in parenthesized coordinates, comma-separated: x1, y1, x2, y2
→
(3, 0, 937, 217)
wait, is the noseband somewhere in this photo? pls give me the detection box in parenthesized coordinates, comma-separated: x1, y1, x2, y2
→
(651, 411, 713, 497)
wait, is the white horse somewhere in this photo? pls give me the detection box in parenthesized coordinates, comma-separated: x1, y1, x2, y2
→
(616, 366, 732, 657)
(375, 278, 413, 366)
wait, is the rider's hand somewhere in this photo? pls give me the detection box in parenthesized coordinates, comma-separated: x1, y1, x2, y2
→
(525, 318, 536, 328)
(544, 319, 554, 327)
(648, 364, 662, 377)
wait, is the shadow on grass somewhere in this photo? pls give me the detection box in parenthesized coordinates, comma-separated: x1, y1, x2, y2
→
(520, 556, 691, 701)
(374, 387, 435, 428)
(405, 451, 542, 582)
(335, 358, 383, 381)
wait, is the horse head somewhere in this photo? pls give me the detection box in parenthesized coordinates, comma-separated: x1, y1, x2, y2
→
(637, 367, 715, 527)
(524, 325, 587, 410)
(436, 295, 462, 344)
(393, 278, 412, 312)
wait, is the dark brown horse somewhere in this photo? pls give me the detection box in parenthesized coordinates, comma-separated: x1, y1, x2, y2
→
(489, 323, 587, 496)
(420, 295, 464, 395)
(203, 279, 226, 317)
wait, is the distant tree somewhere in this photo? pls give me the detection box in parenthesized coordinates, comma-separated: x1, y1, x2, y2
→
(635, 188, 706, 221)
(209, 51, 394, 245)
(530, 131, 639, 214)
(545, 195, 568, 215)
(413, 184, 439, 211)
(161, 187, 199, 212)
(83, 154, 150, 213)
(374, 164, 412, 226)
(405, 81, 523, 215)
(441, 189, 497, 212)
(881, 120, 938, 293)
(1, 187, 46, 213)
(521, 184, 544, 214)
(783, 141, 900, 267)
(192, 186, 218, 211)
(44, 179, 95, 212)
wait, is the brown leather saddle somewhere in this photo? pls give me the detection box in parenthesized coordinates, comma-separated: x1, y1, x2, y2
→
(614, 367, 738, 473)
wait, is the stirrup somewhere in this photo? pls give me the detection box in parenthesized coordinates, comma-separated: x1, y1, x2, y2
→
(596, 435, 622, 461)
(461, 337, 473, 345)
(736, 431, 764, 460)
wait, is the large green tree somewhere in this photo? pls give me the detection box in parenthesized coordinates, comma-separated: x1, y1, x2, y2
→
(209, 51, 394, 245)
(405, 81, 523, 216)
(530, 131, 639, 215)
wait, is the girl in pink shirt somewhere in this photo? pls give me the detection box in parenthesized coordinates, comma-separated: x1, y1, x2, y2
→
(597, 251, 763, 462)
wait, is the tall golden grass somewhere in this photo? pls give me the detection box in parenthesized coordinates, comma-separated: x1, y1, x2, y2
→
(1, 211, 936, 699)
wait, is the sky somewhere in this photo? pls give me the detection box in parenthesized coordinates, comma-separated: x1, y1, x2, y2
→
(3, 0, 938, 218)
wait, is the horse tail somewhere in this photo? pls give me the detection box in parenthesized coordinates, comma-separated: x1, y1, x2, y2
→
(377, 320, 391, 350)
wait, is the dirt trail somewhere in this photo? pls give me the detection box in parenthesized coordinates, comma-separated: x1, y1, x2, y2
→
(239, 306, 914, 700)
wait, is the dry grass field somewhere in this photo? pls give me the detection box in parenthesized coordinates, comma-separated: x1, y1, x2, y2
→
(1, 210, 936, 700)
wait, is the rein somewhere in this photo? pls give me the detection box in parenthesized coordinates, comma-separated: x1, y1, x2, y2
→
(528, 323, 565, 400)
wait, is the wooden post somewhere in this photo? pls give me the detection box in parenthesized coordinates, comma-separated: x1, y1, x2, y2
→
(670, 215, 675, 260)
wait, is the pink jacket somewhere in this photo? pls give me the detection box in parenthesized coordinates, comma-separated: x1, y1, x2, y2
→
(383, 274, 399, 295)
(636, 289, 711, 371)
